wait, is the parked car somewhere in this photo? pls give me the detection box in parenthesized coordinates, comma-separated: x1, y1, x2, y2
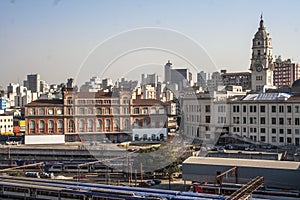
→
(152, 179, 161, 185)
(138, 182, 151, 187)
(146, 180, 155, 186)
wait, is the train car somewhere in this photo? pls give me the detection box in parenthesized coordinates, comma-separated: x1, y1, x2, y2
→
(64, 163, 89, 173)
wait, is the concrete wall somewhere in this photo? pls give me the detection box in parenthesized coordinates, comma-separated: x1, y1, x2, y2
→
(25, 135, 65, 144)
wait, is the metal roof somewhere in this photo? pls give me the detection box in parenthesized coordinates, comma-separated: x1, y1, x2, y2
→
(183, 157, 300, 170)
(242, 93, 292, 101)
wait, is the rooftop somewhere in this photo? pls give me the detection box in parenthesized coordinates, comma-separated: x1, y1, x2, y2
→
(183, 157, 300, 170)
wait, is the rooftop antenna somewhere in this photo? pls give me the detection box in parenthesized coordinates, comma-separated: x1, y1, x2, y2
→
(260, 12, 263, 20)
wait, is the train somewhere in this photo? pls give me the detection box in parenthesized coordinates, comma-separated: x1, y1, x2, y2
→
(0, 175, 226, 200)
(191, 183, 300, 200)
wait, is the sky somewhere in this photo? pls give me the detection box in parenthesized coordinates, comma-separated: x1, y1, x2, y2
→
(1, 0, 300, 87)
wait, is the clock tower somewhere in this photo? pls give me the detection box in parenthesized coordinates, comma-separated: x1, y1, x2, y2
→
(250, 15, 274, 92)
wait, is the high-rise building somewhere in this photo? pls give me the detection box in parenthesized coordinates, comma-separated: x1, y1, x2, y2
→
(273, 56, 300, 88)
(24, 74, 41, 93)
(141, 73, 158, 87)
(164, 60, 172, 84)
(249, 16, 274, 92)
(197, 71, 207, 88)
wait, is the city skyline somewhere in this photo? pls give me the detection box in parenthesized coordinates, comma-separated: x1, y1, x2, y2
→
(1, 0, 300, 87)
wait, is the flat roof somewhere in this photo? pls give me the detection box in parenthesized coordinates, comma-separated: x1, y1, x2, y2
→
(183, 157, 300, 170)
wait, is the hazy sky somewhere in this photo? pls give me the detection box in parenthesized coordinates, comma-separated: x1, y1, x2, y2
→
(1, 0, 300, 87)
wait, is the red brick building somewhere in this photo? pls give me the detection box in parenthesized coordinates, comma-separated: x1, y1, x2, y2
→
(25, 89, 169, 144)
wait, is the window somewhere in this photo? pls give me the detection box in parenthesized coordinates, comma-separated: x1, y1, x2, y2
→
(279, 129, 284, 134)
(48, 108, 54, 115)
(79, 120, 85, 132)
(124, 119, 130, 130)
(272, 118, 276, 125)
(272, 128, 276, 134)
(296, 129, 300, 135)
(48, 120, 54, 133)
(105, 119, 110, 132)
(233, 106, 239, 112)
(39, 120, 45, 133)
(134, 108, 139, 114)
(287, 106, 292, 113)
(260, 136, 266, 142)
(159, 108, 165, 114)
(29, 120, 35, 133)
(150, 108, 156, 114)
(260, 117, 265, 124)
(96, 120, 102, 132)
(134, 119, 139, 128)
(39, 108, 45, 115)
(287, 129, 292, 134)
(295, 118, 300, 125)
(88, 108, 93, 114)
(205, 105, 210, 112)
(272, 136, 276, 143)
(68, 120, 75, 132)
(261, 128, 266, 133)
(243, 117, 247, 124)
(88, 119, 93, 132)
(57, 108, 63, 115)
(243, 127, 247, 132)
(279, 137, 284, 143)
(287, 118, 292, 125)
(57, 120, 63, 133)
(250, 106, 256, 112)
(279, 106, 284, 113)
(205, 116, 211, 123)
(113, 108, 120, 114)
(243, 105, 246, 112)
(296, 106, 299, 113)
(96, 108, 102, 115)
(29, 108, 35, 115)
(260, 105, 265, 113)
(105, 108, 111, 114)
(256, 76, 262, 81)
(271, 106, 276, 113)
(287, 137, 292, 144)
(279, 118, 284, 125)
(113, 119, 119, 130)
(142, 108, 148, 114)
(79, 108, 85, 114)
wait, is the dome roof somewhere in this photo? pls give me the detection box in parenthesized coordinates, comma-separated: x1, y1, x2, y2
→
(291, 79, 300, 95)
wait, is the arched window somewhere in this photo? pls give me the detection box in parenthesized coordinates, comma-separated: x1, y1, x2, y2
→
(133, 119, 139, 128)
(96, 120, 102, 132)
(39, 120, 45, 133)
(142, 119, 148, 127)
(79, 119, 85, 132)
(68, 120, 74, 132)
(39, 108, 45, 115)
(57, 120, 63, 133)
(143, 134, 147, 141)
(48, 120, 54, 133)
(96, 108, 102, 115)
(134, 134, 139, 141)
(105, 119, 110, 132)
(113, 119, 119, 131)
(88, 119, 93, 132)
(29, 120, 35, 134)
(124, 119, 129, 130)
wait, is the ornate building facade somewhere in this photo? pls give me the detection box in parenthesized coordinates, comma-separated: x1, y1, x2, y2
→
(25, 89, 168, 144)
(250, 16, 274, 92)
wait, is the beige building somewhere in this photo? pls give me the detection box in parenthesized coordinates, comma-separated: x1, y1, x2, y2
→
(250, 16, 274, 92)
(182, 92, 300, 146)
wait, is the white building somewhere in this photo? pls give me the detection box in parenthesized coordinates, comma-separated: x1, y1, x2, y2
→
(182, 92, 300, 146)
(0, 114, 14, 135)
